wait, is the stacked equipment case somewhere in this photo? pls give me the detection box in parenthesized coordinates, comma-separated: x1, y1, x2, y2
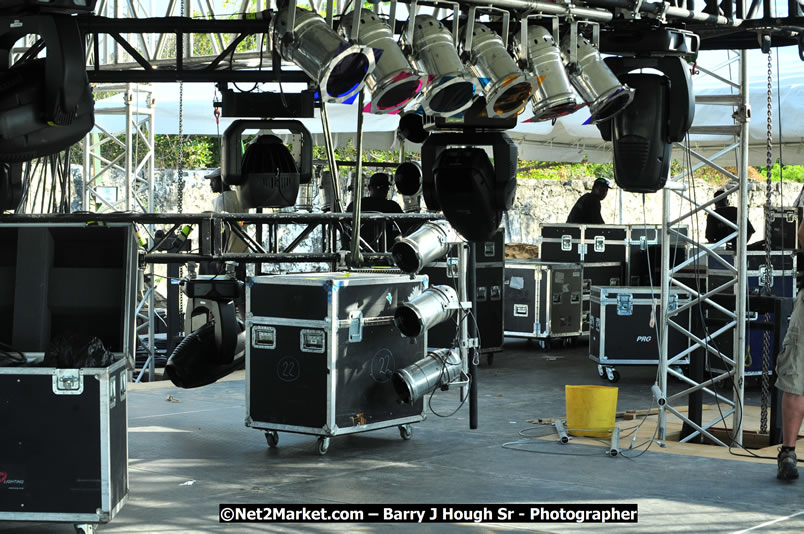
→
(503, 260, 584, 345)
(589, 286, 691, 383)
(0, 222, 136, 531)
(245, 272, 428, 454)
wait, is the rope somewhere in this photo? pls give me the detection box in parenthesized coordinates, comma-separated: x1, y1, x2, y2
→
(760, 48, 774, 435)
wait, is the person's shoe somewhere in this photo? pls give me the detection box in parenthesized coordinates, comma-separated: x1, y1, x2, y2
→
(777, 448, 799, 481)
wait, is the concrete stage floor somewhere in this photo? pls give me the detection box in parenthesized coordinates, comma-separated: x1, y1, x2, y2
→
(4, 336, 804, 533)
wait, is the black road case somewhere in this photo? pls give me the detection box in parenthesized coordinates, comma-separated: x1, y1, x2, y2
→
(0, 359, 129, 529)
(589, 286, 691, 382)
(246, 272, 427, 454)
(504, 260, 583, 341)
(423, 261, 504, 355)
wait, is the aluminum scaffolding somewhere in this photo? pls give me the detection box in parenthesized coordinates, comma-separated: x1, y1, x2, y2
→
(658, 49, 752, 446)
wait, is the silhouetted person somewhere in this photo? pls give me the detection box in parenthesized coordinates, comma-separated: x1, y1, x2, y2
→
(345, 172, 404, 251)
(567, 177, 610, 224)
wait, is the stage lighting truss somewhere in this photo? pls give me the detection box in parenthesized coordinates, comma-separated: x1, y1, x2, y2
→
(514, 17, 583, 122)
(340, 9, 426, 114)
(461, 7, 534, 119)
(559, 21, 635, 124)
(403, 13, 478, 117)
(271, 5, 375, 103)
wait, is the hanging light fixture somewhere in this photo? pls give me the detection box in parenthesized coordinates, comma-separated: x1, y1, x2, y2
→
(394, 284, 459, 338)
(513, 23, 582, 122)
(392, 220, 459, 274)
(393, 348, 463, 404)
(462, 21, 534, 119)
(404, 14, 477, 117)
(271, 6, 375, 103)
(559, 26, 634, 124)
(340, 9, 425, 114)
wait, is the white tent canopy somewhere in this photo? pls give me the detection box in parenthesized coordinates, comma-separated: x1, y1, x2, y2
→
(93, 47, 804, 165)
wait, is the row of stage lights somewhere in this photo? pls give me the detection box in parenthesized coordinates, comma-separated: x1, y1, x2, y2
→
(271, 6, 635, 124)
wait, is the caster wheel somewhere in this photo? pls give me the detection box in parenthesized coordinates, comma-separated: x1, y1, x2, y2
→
(597, 364, 605, 378)
(486, 353, 495, 366)
(605, 368, 620, 383)
(265, 431, 279, 448)
(399, 424, 413, 441)
(317, 437, 330, 455)
(75, 525, 97, 534)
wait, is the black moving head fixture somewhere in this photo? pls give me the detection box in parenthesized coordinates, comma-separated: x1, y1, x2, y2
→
(597, 56, 695, 193)
(0, 14, 94, 162)
(221, 119, 313, 209)
(421, 131, 517, 242)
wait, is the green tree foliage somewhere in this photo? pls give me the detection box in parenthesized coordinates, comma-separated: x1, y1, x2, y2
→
(757, 162, 804, 183)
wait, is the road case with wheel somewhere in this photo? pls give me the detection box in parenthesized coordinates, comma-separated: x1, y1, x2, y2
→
(245, 272, 427, 454)
(0, 358, 129, 532)
(504, 260, 583, 342)
(589, 286, 691, 382)
(422, 260, 504, 354)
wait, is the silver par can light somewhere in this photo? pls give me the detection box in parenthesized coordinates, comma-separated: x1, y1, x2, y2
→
(272, 7, 375, 103)
(514, 26, 582, 122)
(393, 348, 462, 404)
(560, 35, 635, 124)
(464, 23, 534, 119)
(391, 220, 457, 274)
(394, 284, 458, 338)
(407, 15, 477, 117)
(341, 10, 425, 114)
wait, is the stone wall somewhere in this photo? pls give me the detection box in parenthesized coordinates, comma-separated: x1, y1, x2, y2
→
(72, 166, 803, 245)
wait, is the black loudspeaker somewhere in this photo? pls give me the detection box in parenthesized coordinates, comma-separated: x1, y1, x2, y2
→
(608, 73, 671, 193)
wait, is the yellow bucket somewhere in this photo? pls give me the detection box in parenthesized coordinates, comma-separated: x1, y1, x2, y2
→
(565, 385, 618, 438)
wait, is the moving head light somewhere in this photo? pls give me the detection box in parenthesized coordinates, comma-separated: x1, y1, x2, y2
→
(597, 56, 694, 193)
(0, 15, 94, 162)
(421, 131, 517, 242)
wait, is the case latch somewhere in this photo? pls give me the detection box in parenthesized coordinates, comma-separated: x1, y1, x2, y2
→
(348, 310, 363, 343)
(561, 234, 573, 251)
(446, 257, 459, 278)
(52, 369, 84, 395)
(617, 293, 633, 316)
(639, 235, 648, 250)
(594, 236, 605, 252)
(667, 294, 679, 312)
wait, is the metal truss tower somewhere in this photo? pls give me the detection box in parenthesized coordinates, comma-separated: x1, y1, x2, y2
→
(658, 49, 751, 446)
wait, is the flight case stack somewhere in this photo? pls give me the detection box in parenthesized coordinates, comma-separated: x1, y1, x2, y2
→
(503, 260, 584, 346)
(245, 272, 428, 454)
